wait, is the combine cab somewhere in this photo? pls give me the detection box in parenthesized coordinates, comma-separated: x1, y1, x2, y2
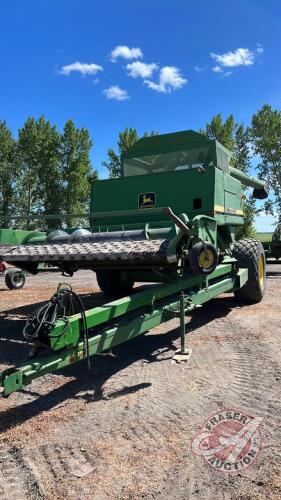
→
(0, 130, 268, 397)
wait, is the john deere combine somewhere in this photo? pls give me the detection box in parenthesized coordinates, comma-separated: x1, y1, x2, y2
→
(0, 130, 268, 397)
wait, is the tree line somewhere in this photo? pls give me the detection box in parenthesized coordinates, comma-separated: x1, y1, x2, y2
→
(0, 105, 280, 236)
(0, 116, 97, 230)
(103, 105, 281, 238)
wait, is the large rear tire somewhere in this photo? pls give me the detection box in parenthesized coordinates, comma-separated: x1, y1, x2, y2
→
(233, 238, 266, 304)
(96, 270, 134, 297)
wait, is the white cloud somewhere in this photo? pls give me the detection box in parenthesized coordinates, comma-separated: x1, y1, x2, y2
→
(144, 80, 165, 92)
(126, 61, 158, 79)
(103, 85, 130, 101)
(60, 61, 103, 76)
(195, 65, 207, 72)
(256, 43, 264, 55)
(212, 65, 223, 73)
(110, 45, 143, 62)
(211, 45, 263, 68)
(222, 71, 233, 78)
(145, 66, 187, 93)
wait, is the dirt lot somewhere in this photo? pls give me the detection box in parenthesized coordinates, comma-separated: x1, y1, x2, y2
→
(0, 263, 281, 499)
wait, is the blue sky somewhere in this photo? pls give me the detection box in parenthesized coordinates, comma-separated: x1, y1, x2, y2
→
(0, 0, 280, 231)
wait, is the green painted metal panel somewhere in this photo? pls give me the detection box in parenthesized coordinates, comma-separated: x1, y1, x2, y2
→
(0, 229, 45, 246)
(224, 174, 243, 214)
(90, 167, 245, 231)
(213, 168, 243, 225)
(91, 168, 216, 228)
(49, 263, 233, 350)
(214, 167, 225, 213)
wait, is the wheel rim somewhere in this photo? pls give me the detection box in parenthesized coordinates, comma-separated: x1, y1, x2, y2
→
(198, 248, 215, 270)
(13, 272, 23, 285)
(258, 255, 264, 289)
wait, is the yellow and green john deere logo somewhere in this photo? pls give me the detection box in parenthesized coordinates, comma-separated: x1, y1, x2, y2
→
(138, 192, 156, 209)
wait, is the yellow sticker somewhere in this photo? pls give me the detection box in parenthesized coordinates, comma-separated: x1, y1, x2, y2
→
(138, 192, 156, 209)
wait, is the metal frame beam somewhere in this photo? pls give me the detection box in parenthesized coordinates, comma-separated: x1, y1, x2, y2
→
(0, 265, 248, 397)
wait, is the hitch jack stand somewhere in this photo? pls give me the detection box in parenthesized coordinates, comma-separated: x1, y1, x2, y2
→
(172, 291, 192, 363)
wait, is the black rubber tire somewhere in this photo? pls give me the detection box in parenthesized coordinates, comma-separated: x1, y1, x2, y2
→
(5, 268, 26, 290)
(96, 270, 134, 297)
(233, 238, 266, 304)
(189, 241, 218, 275)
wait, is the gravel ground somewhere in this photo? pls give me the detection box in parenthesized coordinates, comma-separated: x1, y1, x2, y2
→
(0, 263, 281, 499)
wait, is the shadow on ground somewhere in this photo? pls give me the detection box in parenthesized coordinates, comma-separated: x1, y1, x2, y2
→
(0, 293, 236, 433)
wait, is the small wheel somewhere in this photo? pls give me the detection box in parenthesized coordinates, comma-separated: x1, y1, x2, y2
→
(96, 270, 134, 297)
(189, 241, 218, 275)
(5, 268, 26, 290)
(233, 238, 266, 304)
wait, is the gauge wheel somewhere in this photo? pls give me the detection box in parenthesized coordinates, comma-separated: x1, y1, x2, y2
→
(189, 241, 218, 275)
(5, 268, 26, 290)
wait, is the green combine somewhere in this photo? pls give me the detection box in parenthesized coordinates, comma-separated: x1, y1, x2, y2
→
(0, 130, 268, 397)
(257, 231, 281, 260)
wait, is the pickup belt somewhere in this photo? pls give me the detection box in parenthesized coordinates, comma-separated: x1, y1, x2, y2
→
(0, 238, 175, 266)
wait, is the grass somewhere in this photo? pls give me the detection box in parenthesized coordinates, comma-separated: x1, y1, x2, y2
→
(255, 232, 273, 242)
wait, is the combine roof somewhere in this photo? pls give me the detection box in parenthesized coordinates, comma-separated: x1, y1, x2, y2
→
(122, 129, 232, 174)
(123, 130, 209, 158)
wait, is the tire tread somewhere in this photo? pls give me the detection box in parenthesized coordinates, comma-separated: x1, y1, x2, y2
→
(233, 238, 265, 303)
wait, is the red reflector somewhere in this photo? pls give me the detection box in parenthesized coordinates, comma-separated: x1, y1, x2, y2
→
(0, 261, 6, 273)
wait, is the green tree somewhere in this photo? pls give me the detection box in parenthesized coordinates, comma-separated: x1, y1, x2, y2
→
(36, 116, 63, 229)
(233, 125, 256, 239)
(233, 124, 250, 173)
(17, 116, 63, 230)
(102, 127, 138, 178)
(102, 127, 157, 178)
(201, 114, 255, 238)
(201, 113, 236, 151)
(17, 117, 41, 230)
(0, 121, 17, 228)
(251, 104, 281, 232)
(61, 119, 95, 227)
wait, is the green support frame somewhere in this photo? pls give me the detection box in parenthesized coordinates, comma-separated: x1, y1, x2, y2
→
(0, 263, 248, 397)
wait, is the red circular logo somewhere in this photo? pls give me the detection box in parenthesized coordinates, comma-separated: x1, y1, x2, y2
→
(191, 409, 262, 473)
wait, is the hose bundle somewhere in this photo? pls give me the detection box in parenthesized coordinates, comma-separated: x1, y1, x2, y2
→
(23, 283, 90, 367)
